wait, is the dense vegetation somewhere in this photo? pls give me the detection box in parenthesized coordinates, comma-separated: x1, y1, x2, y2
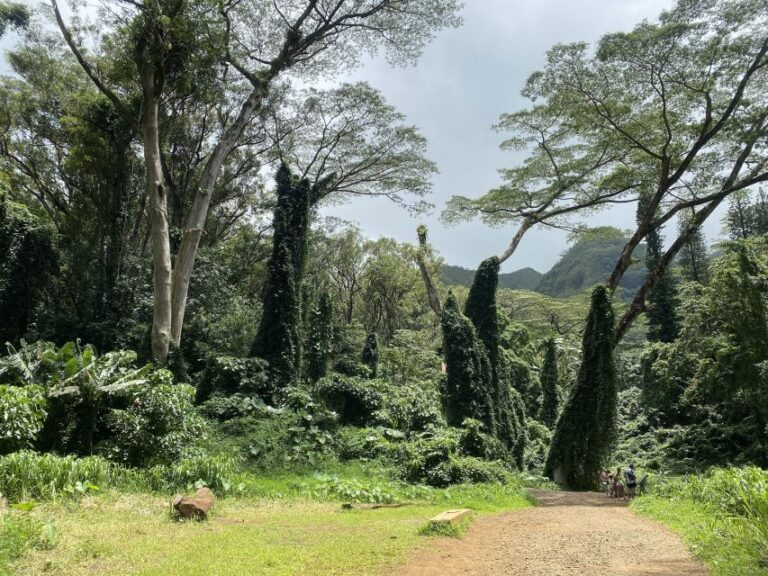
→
(0, 0, 767, 574)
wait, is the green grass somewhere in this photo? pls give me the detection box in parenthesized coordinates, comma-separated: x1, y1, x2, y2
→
(632, 495, 768, 576)
(8, 479, 531, 576)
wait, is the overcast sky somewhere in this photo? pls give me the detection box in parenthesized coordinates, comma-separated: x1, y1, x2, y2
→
(2, 0, 729, 273)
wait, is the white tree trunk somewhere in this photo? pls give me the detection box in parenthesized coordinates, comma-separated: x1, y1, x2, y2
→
(142, 69, 173, 364)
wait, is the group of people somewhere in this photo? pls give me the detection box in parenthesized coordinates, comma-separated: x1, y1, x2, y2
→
(600, 464, 638, 500)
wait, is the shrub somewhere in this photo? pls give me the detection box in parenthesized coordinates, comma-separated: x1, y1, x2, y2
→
(196, 356, 269, 403)
(372, 382, 443, 432)
(314, 375, 382, 426)
(459, 418, 508, 462)
(399, 431, 460, 485)
(335, 427, 399, 462)
(426, 456, 510, 488)
(103, 378, 206, 466)
(199, 394, 270, 422)
(0, 385, 46, 454)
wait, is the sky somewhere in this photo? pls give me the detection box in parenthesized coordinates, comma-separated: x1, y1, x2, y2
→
(1, 0, 730, 273)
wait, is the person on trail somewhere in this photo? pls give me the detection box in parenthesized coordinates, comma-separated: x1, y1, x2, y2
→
(600, 470, 610, 496)
(613, 467, 625, 499)
(624, 464, 638, 499)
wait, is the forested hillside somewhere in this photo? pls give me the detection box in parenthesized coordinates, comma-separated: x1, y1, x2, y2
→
(441, 265, 542, 291)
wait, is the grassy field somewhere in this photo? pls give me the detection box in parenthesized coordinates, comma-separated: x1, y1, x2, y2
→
(632, 495, 768, 576)
(7, 481, 532, 576)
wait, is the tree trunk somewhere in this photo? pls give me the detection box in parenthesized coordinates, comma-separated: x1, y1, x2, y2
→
(142, 67, 173, 364)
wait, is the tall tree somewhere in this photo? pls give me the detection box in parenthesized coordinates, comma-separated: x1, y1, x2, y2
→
(637, 192, 678, 342)
(545, 286, 617, 489)
(677, 209, 710, 285)
(306, 288, 334, 382)
(539, 338, 560, 428)
(441, 293, 495, 432)
(51, 0, 461, 363)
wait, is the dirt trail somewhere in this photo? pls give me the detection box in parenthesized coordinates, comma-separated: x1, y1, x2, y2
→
(392, 490, 708, 576)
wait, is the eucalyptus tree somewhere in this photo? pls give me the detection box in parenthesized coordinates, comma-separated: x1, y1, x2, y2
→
(51, 0, 461, 363)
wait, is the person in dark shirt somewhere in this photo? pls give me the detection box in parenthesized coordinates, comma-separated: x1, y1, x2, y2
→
(624, 464, 637, 499)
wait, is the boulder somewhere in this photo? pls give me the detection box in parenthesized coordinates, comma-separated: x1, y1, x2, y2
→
(172, 487, 214, 520)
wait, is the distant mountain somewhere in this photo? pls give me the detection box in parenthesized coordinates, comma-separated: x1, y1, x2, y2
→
(441, 265, 543, 291)
(536, 233, 646, 300)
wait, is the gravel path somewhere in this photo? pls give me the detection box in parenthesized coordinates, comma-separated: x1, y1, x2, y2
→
(392, 490, 708, 576)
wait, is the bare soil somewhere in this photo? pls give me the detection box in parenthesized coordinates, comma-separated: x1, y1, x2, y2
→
(392, 490, 708, 576)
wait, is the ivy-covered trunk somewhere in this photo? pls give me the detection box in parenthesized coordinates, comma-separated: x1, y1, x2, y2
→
(545, 285, 617, 489)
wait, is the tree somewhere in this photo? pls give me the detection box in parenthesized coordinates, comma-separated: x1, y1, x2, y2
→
(306, 289, 334, 382)
(0, 195, 57, 344)
(441, 293, 495, 432)
(361, 332, 379, 378)
(545, 285, 617, 488)
(251, 164, 323, 392)
(264, 82, 437, 211)
(464, 257, 527, 465)
(726, 189, 768, 239)
(677, 209, 710, 284)
(637, 192, 678, 342)
(51, 0, 461, 363)
(0, 2, 27, 38)
(539, 338, 560, 428)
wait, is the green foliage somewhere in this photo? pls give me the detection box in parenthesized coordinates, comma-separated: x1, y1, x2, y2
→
(196, 356, 269, 403)
(0, 197, 57, 345)
(458, 418, 508, 462)
(545, 285, 617, 489)
(0, 451, 236, 502)
(418, 517, 470, 538)
(306, 290, 334, 382)
(440, 293, 495, 430)
(539, 338, 559, 428)
(0, 511, 56, 576)
(103, 380, 206, 467)
(0, 2, 28, 39)
(637, 191, 678, 343)
(361, 332, 379, 378)
(0, 341, 204, 465)
(251, 164, 313, 392)
(726, 190, 768, 240)
(314, 375, 383, 426)
(372, 382, 443, 432)
(677, 209, 710, 285)
(0, 385, 46, 454)
(524, 418, 552, 473)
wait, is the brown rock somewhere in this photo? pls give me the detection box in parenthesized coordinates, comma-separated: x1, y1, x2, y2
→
(172, 487, 215, 520)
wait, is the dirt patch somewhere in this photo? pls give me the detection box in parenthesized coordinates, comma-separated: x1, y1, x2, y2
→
(392, 490, 708, 576)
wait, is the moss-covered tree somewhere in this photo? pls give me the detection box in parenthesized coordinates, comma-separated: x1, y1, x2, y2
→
(539, 338, 560, 428)
(441, 293, 495, 432)
(545, 285, 617, 488)
(361, 332, 379, 378)
(306, 289, 334, 382)
(251, 164, 312, 391)
(464, 257, 527, 465)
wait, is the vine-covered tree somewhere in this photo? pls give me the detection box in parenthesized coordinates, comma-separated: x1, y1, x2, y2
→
(251, 165, 315, 391)
(361, 332, 379, 379)
(545, 286, 617, 489)
(464, 257, 526, 465)
(306, 289, 334, 382)
(441, 293, 495, 432)
(539, 338, 560, 428)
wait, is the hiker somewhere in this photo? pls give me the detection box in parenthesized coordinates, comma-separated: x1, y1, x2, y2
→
(613, 467, 625, 499)
(600, 469, 610, 496)
(624, 464, 638, 499)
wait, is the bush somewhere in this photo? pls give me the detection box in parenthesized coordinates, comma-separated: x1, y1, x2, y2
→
(426, 456, 510, 488)
(103, 378, 206, 466)
(372, 382, 443, 432)
(335, 427, 400, 462)
(459, 418, 508, 462)
(524, 418, 552, 473)
(399, 431, 460, 485)
(0, 385, 46, 454)
(196, 356, 269, 403)
(314, 375, 382, 426)
(199, 394, 271, 422)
